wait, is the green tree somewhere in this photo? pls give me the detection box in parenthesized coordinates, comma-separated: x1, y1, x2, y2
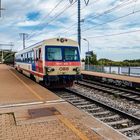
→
(85, 52, 97, 65)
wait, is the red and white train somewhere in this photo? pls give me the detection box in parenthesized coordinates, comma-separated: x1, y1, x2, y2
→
(15, 38, 82, 88)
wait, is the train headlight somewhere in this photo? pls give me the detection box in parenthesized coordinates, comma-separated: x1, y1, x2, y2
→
(76, 67, 80, 72)
(46, 67, 54, 72)
(73, 67, 80, 73)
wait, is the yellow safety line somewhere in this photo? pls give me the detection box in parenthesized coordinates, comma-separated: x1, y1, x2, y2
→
(57, 115, 89, 140)
(8, 69, 43, 100)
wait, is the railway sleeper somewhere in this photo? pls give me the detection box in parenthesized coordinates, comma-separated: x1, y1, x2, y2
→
(107, 119, 129, 125)
(118, 125, 140, 132)
(92, 111, 110, 116)
(86, 107, 101, 112)
(127, 95, 139, 98)
(131, 135, 140, 140)
(72, 101, 90, 105)
(99, 114, 120, 120)
(77, 104, 97, 108)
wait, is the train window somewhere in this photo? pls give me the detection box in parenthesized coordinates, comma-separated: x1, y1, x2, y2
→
(36, 49, 39, 61)
(47, 48, 62, 61)
(31, 51, 34, 62)
(64, 47, 79, 61)
(28, 52, 31, 63)
(39, 48, 41, 59)
(23, 53, 25, 62)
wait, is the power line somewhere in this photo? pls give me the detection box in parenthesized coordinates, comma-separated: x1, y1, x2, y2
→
(81, 0, 133, 24)
(84, 29, 140, 39)
(56, 0, 135, 36)
(55, 0, 100, 37)
(132, 0, 138, 13)
(67, 0, 100, 22)
(27, 0, 65, 39)
(27, 0, 77, 40)
(81, 9, 140, 33)
(80, 0, 137, 30)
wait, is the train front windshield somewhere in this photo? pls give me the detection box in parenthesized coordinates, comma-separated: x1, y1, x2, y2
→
(46, 46, 80, 61)
(47, 47, 62, 61)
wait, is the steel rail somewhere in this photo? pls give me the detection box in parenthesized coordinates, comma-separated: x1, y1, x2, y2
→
(76, 80, 140, 103)
(65, 88, 140, 123)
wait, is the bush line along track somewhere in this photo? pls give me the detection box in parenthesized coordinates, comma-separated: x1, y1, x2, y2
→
(53, 88, 140, 140)
(77, 79, 140, 103)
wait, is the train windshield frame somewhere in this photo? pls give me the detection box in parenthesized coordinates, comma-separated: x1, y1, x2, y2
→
(45, 46, 80, 61)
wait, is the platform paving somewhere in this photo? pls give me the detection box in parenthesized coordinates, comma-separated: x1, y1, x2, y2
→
(82, 70, 140, 83)
(0, 64, 130, 140)
(0, 64, 60, 105)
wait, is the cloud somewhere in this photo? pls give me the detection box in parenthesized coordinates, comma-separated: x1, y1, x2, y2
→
(0, 0, 140, 60)
(17, 21, 40, 27)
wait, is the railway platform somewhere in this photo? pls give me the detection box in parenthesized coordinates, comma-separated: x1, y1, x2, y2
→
(0, 64, 130, 140)
(82, 70, 140, 88)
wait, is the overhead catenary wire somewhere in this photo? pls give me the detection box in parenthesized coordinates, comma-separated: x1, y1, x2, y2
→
(27, 0, 77, 40)
(81, 9, 140, 33)
(57, 0, 136, 36)
(83, 29, 140, 39)
(81, 0, 134, 25)
(54, 0, 101, 36)
(27, 0, 66, 39)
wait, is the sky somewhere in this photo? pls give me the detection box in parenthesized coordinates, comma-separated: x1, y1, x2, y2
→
(0, 0, 140, 61)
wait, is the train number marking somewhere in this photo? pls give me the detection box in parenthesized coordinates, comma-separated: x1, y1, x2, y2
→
(59, 67, 69, 71)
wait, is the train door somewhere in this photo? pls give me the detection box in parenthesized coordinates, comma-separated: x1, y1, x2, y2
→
(31, 50, 36, 71)
(35, 47, 43, 73)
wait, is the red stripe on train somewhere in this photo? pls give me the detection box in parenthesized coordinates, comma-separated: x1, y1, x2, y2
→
(45, 61, 81, 66)
(20, 67, 44, 78)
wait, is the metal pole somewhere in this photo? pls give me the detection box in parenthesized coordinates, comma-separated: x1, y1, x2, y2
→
(0, 0, 5, 17)
(23, 34, 25, 49)
(0, 0, 1, 17)
(87, 40, 89, 70)
(78, 0, 81, 53)
(20, 33, 28, 49)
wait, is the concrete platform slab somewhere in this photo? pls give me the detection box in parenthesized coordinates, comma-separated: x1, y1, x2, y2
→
(0, 101, 130, 140)
(0, 65, 130, 140)
(82, 70, 140, 83)
(0, 64, 60, 105)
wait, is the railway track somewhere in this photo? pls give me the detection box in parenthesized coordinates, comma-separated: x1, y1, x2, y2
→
(54, 88, 140, 140)
(77, 79, 140, 103)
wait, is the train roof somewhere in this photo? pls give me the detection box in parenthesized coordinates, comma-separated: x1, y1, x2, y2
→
(16, 38, 78, 55)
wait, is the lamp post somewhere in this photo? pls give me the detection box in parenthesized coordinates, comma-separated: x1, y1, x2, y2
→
(83, 38, 90, 70)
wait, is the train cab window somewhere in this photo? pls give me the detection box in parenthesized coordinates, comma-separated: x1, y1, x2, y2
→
(47, 48, 62, 61)
(64, 47, 79, 61)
